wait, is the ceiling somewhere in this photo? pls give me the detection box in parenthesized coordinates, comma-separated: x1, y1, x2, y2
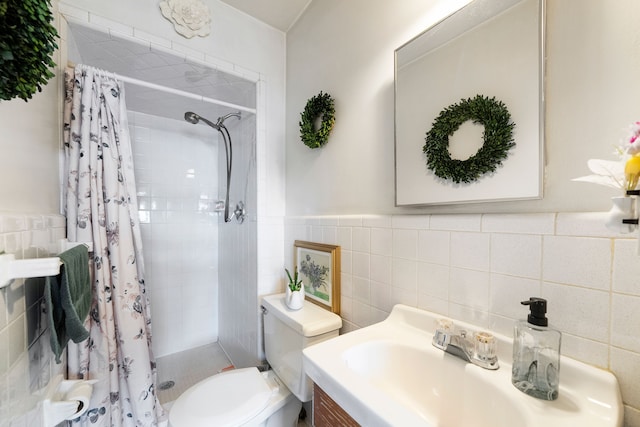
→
(219, 0, 312, 32)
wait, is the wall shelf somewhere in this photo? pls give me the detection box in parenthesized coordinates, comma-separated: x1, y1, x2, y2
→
(0, 240, 93, 289)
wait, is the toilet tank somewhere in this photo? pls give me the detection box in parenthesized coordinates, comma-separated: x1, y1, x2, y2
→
(262, 293, 342, 402)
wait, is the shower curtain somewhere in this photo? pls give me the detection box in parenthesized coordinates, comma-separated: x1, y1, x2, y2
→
(63, 64, 166, 427)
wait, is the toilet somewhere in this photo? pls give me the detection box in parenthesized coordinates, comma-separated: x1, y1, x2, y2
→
(169, 293, 342, 427)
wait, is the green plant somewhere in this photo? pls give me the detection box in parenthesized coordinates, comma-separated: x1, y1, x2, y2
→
(423, 95, 515, 184)
(299, 91, 335, 149)
(0, 0, 59, 101)
(285, 267, 302, 292)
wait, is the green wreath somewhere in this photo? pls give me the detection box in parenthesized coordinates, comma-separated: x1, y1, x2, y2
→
(423, 95, 515, 184)
(299, 91, 335, 149)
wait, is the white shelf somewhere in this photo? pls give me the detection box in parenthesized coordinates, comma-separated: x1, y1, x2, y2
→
(0, 254, 61, 289)
(0, 239, 93, 289)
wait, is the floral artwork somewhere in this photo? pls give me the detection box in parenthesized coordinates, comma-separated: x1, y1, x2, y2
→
(294, 241, 340, 314)
(159, 0, 211, 39)
(300, 253, 330, 301)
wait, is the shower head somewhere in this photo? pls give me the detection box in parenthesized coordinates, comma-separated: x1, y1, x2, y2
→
(184, 111, 218, 129)
(183, 110, 241, 223)
(184, 111, 201, 125)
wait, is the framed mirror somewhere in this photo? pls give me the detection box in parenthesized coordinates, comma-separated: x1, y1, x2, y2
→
(395, 0, 545, 206)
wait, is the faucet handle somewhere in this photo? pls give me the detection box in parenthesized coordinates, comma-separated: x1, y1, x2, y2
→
(473, 331, 499, 368)
(436, 318, 453, 331)
(432, 318, 453, 349)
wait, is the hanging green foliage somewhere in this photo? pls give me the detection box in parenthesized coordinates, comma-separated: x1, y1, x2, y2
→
(423, 95, 516, 184)
(0, 0, 59, 102)
(299, 91, 335, 149)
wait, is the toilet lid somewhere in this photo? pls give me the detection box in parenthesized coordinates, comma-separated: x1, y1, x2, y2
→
(169, 367, 274, 427)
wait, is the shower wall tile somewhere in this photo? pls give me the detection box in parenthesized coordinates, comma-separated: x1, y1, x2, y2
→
(218, 113, 260, 368)
(0, 212, 66, 427)
(284, 211, 640, 418)
(129, 111, 220, 357)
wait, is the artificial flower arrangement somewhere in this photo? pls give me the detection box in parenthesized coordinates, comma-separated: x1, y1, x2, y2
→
(573, 121, 640, 192)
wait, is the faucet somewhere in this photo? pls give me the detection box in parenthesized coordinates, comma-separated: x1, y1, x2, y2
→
(432, 319, 499, 370)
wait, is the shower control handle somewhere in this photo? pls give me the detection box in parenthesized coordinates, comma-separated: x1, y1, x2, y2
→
(233, 201, 246, 224)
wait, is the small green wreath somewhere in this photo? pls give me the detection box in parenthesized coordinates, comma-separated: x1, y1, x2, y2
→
(299, 91, 335, 149)
(423, 95, 515, 184)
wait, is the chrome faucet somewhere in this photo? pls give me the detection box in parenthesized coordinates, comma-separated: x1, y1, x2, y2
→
(432, 319, 499, 370)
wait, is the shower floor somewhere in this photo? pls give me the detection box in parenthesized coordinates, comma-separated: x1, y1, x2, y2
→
(156, 342, 232, 405)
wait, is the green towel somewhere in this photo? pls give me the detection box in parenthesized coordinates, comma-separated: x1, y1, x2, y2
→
(45, 245, 91, 363)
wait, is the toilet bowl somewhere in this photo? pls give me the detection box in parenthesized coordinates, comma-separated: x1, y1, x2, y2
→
(169, 367, 299, 427)
(169, 293, 342, 427)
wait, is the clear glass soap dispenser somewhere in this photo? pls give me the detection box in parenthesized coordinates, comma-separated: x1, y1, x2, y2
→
(511, 297, 562, 400)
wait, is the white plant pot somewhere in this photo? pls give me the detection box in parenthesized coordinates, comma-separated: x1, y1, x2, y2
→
(286, 287, 304, 310)
(605, 196, 636, 234)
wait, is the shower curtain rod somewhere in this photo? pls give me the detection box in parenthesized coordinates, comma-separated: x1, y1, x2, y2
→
(115, 74, 257, 114)
(68, 62, 256, 115)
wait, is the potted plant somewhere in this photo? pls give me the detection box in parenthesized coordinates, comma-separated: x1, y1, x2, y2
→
(285, 267, 304, 310)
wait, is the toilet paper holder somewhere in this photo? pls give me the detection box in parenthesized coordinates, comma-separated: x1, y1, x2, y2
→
(42, 374, 96, 427)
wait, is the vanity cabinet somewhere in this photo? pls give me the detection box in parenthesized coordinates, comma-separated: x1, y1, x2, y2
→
(313, 383, 360, 427)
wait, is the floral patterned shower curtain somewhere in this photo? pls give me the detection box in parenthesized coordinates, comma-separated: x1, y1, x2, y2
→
(63, 64, 166, 427)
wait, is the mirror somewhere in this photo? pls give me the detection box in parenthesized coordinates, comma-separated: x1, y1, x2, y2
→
(395, 0, 544, 206)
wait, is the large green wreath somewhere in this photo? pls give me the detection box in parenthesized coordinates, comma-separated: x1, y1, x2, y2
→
(299, 91, 335, 149)
(0, 0, 59, 102)
(423, 95, 515, 184)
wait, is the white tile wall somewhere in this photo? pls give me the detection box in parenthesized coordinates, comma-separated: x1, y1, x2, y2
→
(285, 212, 640, 424)
(217, 113, 261, 369)
(129, 111, 220, 357)
(0, 213, 66, 427)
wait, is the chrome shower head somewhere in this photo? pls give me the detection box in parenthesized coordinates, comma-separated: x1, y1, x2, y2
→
(184, 111, 218, 129)
(184, 111, 201, 124)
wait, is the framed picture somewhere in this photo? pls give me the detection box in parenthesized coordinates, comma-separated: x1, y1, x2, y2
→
(294, 240, 340, 314)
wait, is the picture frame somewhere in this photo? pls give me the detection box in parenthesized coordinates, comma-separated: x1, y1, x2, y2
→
(294, 240, 340, 314)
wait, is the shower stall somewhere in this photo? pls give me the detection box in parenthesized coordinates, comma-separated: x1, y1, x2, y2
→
(66, 22, 260, 362)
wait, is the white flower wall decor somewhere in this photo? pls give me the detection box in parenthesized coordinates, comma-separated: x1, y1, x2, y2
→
(159, 0, 211, 38)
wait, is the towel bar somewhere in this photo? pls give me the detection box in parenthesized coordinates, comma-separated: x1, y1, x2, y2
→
(0, 239, 93, 289)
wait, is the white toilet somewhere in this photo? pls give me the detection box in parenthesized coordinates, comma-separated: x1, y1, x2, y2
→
(169, 293, 342, 427)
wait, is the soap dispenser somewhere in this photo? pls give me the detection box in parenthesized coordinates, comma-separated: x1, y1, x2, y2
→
(511, 297, 561, 400)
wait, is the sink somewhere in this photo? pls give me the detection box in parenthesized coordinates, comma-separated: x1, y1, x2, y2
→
(342, 341, 526, 426)
(303, 305, 623, 427)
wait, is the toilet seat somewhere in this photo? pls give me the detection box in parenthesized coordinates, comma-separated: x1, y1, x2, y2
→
(169, 367, 275, 427)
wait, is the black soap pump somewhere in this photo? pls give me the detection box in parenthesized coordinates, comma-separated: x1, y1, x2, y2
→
(511, 297, 562, 400)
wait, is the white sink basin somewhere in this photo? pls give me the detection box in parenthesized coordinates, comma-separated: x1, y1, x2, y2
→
(303, 305, 623, 427)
